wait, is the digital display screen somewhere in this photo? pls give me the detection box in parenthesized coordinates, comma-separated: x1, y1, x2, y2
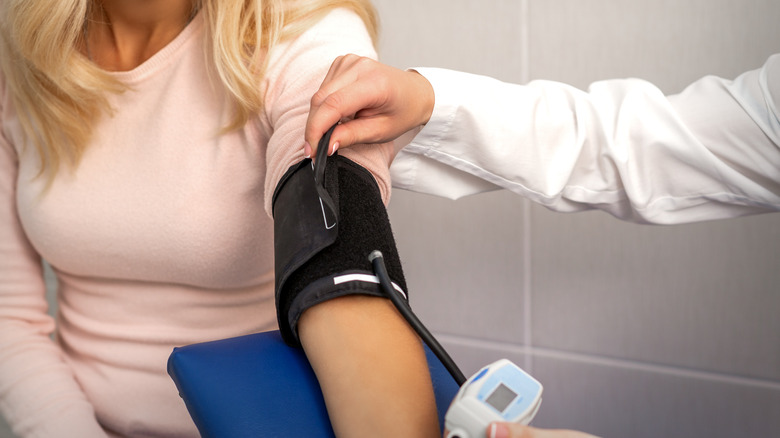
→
(485, 383, 517, 413)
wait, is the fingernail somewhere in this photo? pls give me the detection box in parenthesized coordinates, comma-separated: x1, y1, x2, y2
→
(489, 423, 510, 438)
(329, 141, 339, 156)
(303, 142, 312, 158)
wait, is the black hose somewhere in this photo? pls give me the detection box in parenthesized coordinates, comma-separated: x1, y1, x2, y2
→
(369, 250, 467, 386)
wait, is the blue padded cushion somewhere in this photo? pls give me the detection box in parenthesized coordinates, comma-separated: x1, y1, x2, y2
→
(168, 330, 459, 437)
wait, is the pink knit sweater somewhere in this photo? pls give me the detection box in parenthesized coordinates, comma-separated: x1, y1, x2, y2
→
(0, 9, 391, 437)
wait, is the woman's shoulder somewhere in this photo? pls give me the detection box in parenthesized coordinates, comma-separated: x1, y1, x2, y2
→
(266, 6, 375, 79)
(297, 7, 373, 50)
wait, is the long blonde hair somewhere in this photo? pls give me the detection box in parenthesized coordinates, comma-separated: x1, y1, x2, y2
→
(0, 0, 378, 180)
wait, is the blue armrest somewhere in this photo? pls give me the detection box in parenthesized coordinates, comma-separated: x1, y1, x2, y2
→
(168, 330, 459, 437)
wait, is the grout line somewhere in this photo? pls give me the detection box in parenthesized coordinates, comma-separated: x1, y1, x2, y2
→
(522, 200, 532, 374)
(529, 346, 780, 391)
(520, 0, 530, 84)
(435, 333, 780, 391)
(520, 0, 533, 376)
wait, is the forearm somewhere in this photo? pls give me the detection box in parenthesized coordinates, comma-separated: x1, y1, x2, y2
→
(299, 294, 439, 438)
(0, 321, 107, 437)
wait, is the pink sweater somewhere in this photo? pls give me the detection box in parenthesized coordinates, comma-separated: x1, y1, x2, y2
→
(0, 9, 392, 437)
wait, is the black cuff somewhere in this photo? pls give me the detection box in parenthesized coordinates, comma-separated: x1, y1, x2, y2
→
(272, 154, 407, 347)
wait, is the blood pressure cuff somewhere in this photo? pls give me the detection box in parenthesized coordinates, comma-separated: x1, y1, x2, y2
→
(272, 153, 408, 347)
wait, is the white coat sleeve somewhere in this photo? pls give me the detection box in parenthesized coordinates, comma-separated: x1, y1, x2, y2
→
(390, 55, 780, 224)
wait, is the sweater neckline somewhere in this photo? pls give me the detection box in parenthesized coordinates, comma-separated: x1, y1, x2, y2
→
(104, 9, 205, 83)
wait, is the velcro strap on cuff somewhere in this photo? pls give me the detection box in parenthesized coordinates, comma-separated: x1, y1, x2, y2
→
(272, 154, 407, 347)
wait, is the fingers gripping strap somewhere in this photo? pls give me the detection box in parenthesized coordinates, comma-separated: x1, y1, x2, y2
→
(272, 154, 407, 347)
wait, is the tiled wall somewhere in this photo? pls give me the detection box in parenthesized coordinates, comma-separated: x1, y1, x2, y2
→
(374, 0, 780, 437)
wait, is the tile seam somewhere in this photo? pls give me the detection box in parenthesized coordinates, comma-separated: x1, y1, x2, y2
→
(435, 332, 780, 390)
(520, 0, 533, 376)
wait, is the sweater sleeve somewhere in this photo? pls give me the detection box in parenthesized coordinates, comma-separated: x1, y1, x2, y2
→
(262, 8, 394, 217)
(393, 56, 780, 224)
(0, 80, 106, 436)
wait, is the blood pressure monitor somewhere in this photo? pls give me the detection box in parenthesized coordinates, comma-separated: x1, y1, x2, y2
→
(368, 251, 542, 438)
(444, 359, 543, 438)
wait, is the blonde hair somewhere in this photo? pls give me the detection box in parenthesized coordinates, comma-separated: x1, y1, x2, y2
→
(0, 0, 378, 180)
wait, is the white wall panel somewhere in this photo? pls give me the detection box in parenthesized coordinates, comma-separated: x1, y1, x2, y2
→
(373, 0, 526, 81)
(527, 0, 780, 92)
(530, 208, 780, 379)
(374, 0, 533, 343)
(390, 191, 528, 344)
(531, 355, 780, 438)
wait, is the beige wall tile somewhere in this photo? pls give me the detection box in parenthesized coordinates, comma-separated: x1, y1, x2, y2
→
(532, 355, 780, 437)
(527, 0, 780, 91)
(373, 0, 526, 82)
(530, 207, 780, 379)
(389, 190, 529, 344)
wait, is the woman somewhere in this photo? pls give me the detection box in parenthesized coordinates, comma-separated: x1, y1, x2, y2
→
(0, 1, 437, 436)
